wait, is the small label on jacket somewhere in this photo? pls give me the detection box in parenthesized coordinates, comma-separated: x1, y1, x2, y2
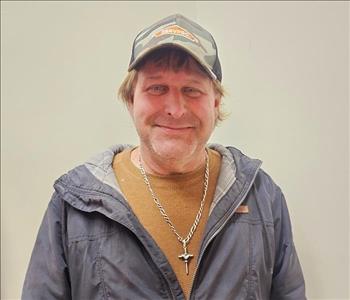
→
(236, 205, 249, 213)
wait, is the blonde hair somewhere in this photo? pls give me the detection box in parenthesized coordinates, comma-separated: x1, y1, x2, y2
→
(118, 48, 227, 124)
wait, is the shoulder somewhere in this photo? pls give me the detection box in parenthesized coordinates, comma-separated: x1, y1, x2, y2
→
(52, 144, 133, 191)
(218, 144, 287, 218)
(219, 144, 282, 195)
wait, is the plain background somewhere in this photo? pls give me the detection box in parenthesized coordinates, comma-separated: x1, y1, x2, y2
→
(1, 1, 349, 299)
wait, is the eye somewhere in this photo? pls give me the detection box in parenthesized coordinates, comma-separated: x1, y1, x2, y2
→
(147, 85, 168, 95)
(183, 87, 202, 98)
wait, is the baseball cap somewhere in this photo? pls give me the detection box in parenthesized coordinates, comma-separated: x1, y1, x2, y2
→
(128, 14, 222, 82)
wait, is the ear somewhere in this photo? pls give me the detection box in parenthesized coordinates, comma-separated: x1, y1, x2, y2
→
(214, 94, 221, 115)
(212, 83, 221, 108)
(126, 98, 134, 113)
(125, 99, 135, 123)
(214, 96, 221, 108)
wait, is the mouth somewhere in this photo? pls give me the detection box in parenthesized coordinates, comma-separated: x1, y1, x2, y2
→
(157, 125, 192, 129)
(155, 124, 194, 133)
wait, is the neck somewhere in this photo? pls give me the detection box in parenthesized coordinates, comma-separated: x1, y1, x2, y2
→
(131, 147, 207, 176)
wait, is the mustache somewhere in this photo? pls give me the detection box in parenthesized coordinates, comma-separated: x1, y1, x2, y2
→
(150, 115, 199, 128)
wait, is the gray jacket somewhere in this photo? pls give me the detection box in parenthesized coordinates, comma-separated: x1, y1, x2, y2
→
(22, 144, 306, 300)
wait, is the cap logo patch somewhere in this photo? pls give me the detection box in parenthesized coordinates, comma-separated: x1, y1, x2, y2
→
(154, 25, 199, 44)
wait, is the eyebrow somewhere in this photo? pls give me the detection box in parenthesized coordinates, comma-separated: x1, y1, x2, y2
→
(144, 76, 204, 85)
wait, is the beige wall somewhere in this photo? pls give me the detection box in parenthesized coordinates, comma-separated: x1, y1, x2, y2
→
(1, 1, 348, 299)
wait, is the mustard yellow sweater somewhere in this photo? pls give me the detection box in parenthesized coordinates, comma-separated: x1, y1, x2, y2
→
(113, 148, 221, 299)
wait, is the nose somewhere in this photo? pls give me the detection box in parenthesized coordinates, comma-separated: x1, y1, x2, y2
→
(164, 89, 186, 119)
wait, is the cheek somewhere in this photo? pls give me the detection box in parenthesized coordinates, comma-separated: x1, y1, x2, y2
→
(132, 99, 161, 124)
(195, 106, 217, 128)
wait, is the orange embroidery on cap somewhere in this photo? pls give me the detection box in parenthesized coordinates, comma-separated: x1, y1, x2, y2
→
(154, 25, 199, 44)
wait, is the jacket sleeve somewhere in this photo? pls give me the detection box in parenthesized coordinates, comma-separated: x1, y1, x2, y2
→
(270, 189, 306, 300)
(22, 193, 71, 300)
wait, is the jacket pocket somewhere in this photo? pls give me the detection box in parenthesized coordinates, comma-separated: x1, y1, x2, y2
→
(246, 220, 275, 299)
(68, 231, 116, 299)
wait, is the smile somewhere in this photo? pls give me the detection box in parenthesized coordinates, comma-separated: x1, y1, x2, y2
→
(155, 125, 194, 133)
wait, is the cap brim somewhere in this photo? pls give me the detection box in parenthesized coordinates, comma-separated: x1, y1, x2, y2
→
(128, 43, 217, 81)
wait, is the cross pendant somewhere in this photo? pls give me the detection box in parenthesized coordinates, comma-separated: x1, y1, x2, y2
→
(178, 241, 194, 275)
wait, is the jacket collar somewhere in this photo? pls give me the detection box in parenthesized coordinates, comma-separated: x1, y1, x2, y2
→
(54, 144, 262, 224)
(83, 143, 239, 212)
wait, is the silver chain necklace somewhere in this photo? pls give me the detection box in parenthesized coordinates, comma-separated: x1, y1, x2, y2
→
(138, 151, 210, 275)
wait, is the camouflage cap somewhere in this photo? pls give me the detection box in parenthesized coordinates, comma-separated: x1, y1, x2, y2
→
(128, 14, 222, 82)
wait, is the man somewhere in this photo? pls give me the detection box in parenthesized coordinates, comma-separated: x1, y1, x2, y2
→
(22, 14, 306, 299)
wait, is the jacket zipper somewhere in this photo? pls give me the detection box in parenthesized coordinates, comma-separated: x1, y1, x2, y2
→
(188, 163, 262, 299)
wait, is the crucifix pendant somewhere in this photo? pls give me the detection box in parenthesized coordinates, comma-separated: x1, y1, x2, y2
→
(178, 241, 194, 275)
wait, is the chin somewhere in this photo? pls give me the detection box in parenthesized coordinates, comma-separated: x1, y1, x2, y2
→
(151, 141, 198, 161)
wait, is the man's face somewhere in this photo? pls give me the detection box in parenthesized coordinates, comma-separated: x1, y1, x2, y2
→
(128, 58, 220, 163)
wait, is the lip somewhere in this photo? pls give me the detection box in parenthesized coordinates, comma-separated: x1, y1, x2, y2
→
(155, 125, 194, 132)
